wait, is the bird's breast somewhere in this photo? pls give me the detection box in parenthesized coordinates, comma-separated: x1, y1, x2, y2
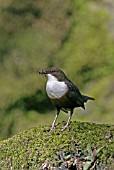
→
(46, 79, 68, 99)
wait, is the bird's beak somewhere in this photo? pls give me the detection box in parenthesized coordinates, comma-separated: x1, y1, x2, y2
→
(37, 70, 47, 75)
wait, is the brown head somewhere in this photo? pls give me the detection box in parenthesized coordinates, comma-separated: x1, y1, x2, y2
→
(37, 67, 67, 81)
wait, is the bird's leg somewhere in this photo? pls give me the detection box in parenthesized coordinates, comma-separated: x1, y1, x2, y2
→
(49, 108, 60, 133)
(61, 110, 73, 132)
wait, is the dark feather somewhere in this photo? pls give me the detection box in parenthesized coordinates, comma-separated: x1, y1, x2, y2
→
(65, 79, 85, 109)
(82, 95, 95, 102)
(61, 108, 68, 113)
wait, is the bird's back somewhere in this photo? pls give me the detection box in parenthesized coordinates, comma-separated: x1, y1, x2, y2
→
(65, 79, 85, 109)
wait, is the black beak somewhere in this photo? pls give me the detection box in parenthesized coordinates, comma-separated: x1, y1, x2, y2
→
(37, 70, 47, 75)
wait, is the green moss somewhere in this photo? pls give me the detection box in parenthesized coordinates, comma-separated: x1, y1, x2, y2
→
(0, 121, 113, 169)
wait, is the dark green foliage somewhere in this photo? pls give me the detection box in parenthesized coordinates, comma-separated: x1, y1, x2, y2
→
(6, 6, 41, 18)
(6, 90, 54, 113)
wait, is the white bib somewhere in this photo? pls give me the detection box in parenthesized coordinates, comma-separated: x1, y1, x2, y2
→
(46, 74, 68, 99)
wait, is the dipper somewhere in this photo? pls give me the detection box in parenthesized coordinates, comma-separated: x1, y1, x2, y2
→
(37, 67, 95, 132)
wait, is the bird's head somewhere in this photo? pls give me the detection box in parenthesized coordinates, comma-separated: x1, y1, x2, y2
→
(37, 67, 67, 81)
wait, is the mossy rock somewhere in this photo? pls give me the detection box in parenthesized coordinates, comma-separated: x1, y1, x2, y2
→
(0, 121, 114, 169)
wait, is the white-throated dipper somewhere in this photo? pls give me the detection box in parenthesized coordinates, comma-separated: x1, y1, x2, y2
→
(37, 67, 95, 132)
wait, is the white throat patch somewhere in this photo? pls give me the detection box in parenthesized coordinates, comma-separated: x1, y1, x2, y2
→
(46, 74, 68, 99)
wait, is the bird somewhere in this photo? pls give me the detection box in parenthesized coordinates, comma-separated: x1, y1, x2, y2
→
(37, 67, 95, 132)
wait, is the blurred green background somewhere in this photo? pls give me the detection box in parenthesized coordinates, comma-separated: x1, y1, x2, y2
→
(0, 0, 114, 140)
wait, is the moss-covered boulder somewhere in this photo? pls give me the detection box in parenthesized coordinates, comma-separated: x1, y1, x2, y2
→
(0, 121, 114, 169)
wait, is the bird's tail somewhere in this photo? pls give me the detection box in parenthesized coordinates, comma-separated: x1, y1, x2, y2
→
(82, 95, 95, 103)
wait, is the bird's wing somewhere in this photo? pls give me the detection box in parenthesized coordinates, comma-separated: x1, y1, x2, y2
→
(66, 80, 85, 109)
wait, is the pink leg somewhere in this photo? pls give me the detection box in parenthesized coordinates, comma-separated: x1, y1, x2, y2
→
(61, 110, 73, 132)
(49, 109, 60, 133)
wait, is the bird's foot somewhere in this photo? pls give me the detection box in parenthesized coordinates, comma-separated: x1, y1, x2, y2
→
(49, 123, 60, 133)
(60, 125, 68, 132)
(49, 126, 55, 133)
